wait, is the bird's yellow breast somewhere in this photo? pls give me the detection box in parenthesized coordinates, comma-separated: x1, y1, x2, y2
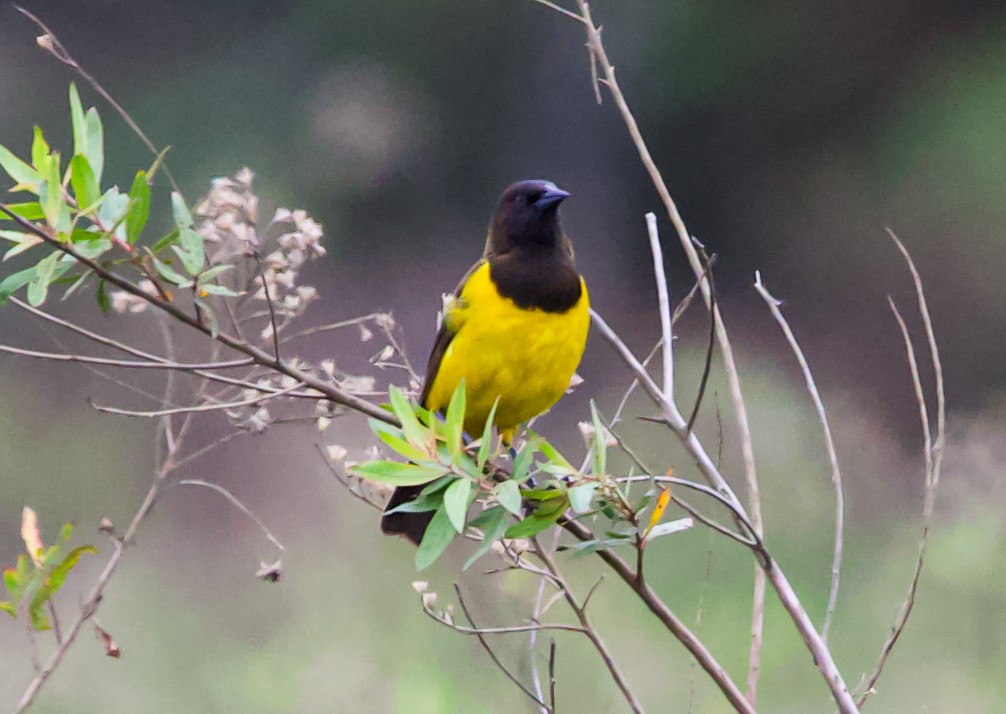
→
(424, 261, 589, 438)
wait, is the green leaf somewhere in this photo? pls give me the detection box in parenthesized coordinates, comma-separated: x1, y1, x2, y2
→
(69, 154, 99, 209)
(96, 279, 110, 313)
(71, 234, 112, 260)
(540, 439, 576, 474)
(476, 397, 500, 470)
(350, 460, 447, 487)
(96, 187, 128, 240)
(444, 380, 466, 461)
(0, 202, 44, 221)
(84, 108, 104, 185)
(58, 523, 74, 543)
(388, 385, 429, 450)
(512, 437, 541, 482)
(31, 127, 49, 170)
(197, 283, 238, 297)
(150, 254, 193, 287)
(0, 265, 37, 302)
(38, 153, 63, 228)
(590, 400, 607, 476)
(463, 506, 509, 571)
(29, 545, 98, 617)
(69, 83, 87, 158)
(384, 490, 442, 515)
(170, 191, 193, 229)
(644, 517, 693, 541)
(443, 478, 473, 533)
(197, 264, 233, 283)
(504, 496, 568, 539)
(125, 171, 150, 244)
(494, 479, 523, 516)
(27, 252, 63, 306)
(371, 420, 429, 462)
(0, 601, 14, 618)
(419, 474, 455, 495)
(176, 228, 204, 273)
(151, 228, 180, 253)
(0, 145, 40, 189)
(28, 603, 50, 631)
(415, 506, 456, 571)
(568, 482, 599, 514)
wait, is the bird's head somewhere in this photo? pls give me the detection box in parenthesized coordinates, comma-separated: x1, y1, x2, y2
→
(489, 179, 570, 253)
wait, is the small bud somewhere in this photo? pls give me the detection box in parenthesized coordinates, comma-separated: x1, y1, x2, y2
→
(411, 580, 428, 594)
(98, 517, 116, 535)
(421, 591, 438, 610)
(256, 559, 282, 582)
(358, 324, 373, 342)
(326, 445, 348, 462)
(36, 34, 54, 51)
(316, 416, 332, 432)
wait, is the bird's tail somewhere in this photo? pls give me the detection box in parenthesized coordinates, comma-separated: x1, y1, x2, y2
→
(380, 485, 433, 546)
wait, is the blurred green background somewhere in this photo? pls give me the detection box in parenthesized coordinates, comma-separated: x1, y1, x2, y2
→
(2, 1, 1006, 712)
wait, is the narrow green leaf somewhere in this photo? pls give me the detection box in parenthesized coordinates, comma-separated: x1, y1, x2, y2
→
(415, 506, 455, 571)
(69, 154, 99, 209)
(0, 265, 37, 303)
(150, 254, 193, 287)
(84, 108, 104, 185)
(644, 517, 693, 541)
(30, 545, 98, 615)
(92, 281, 110, 316)
(388, 385, 429, 450)
(444, 380, 467, 461)
(197, 264, 233, 282)
(197, 283, 238, 297)
(420, 474, 455, 495)
(0, 202, 44, 221)
(71, 234, 112, 260)
(28, 603, 51, 631)
(512, 437, 541, 482)
(463, 506, 508, 571)
(476, 397, 500, 469)
(350, 460, 447, 487)
(31, 127, 49, 170)
(590, 400, 607, 476)
(125, 171, 150, 244)
(384, 491, 442, 514)
(0, 601, 14, 618)
(69, 83, 87, 158)
(504, 496, 568, 539)
(443, 478, 473, 533)
(170, 191, 193, 229)
(540, 439, 576, 474)
(176, 227, 204, 273)
(568, 482, 599, 513)
(0, 145, 40, 189)
(151, 228, 180, 253)
(371, 420, 429, 462)
(494, 479, 523, 516)
(38, 154, 63, 228)
(27, 252, 59, 306)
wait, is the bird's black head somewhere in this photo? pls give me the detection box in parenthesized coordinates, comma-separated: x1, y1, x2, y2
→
(488, 179, 570, 253)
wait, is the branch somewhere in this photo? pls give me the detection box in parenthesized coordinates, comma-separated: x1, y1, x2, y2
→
(856, 231, 945, 707)
(175, 480, 285, 552)
(753, 272, 845, 641)
(645, 213, 673, 401)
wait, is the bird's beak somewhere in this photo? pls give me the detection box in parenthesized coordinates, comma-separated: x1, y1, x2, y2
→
(534, 185, 570, 211)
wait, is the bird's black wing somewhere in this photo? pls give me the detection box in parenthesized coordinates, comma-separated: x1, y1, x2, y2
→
(418, 259, 483, 408)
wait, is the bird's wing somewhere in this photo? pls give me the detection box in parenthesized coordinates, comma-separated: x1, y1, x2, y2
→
(419, 259, 484, 408)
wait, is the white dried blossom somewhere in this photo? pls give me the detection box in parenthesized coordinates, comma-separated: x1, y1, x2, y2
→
(320, 359, 336, 377)
(109, 279, 159, 314)
(316, 417, 332, 432)
(340, 374, 376, 394)
(365, 444, 381, 461)
(411, 580, 428, 594)
(578, 421, 618, 448)
(326, 444, 348, 462)
(358, 323, 373, 342)
(374, 312, 395, 330)
(421, 592, 438, 610)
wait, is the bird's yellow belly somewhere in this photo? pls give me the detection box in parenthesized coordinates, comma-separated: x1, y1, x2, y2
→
(424, 265, 589, 437)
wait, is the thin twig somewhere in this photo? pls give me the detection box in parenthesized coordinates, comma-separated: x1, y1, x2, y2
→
(175, 480, 285, 552)
(551, 2, 767, 701)
(645, 212, 673, 401)
(856, 232, 944, 708)
(90, 380, 304, 418)
(15, 6, 183, 196)
(451, 585, 552, 712)
(754, 272, 845, 641)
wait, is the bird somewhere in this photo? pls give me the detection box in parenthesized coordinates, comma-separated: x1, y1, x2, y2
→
(380, 179, 590, 545)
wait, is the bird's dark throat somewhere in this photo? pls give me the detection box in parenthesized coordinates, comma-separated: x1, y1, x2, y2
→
(488, 249, 582, 313)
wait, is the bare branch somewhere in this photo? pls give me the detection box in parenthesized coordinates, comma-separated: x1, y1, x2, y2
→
(857, 231, 944, 708)
(90, 380, 304, 418)
(176, 480, 285, 552)
(754, 272, 845, 642)
(645, 213, 674, 401)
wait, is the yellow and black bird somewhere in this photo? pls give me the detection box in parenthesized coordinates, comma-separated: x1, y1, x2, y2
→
(381, 179, 590, 544)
